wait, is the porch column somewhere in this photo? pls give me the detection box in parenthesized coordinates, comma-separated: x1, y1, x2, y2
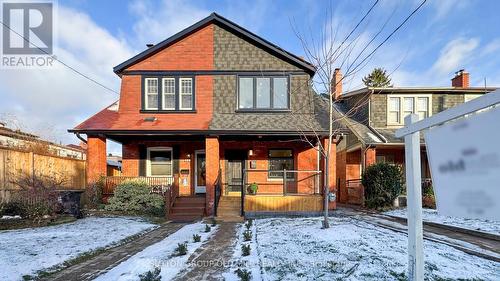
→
(86, 135, 107, 186)
(205, 136, 220, 216)
(365, 147, 376, 168)
(322, 138, 337, 210)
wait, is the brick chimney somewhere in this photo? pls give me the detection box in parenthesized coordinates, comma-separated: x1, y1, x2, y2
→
(331, 68, 343, 99)
(451, 69, 470, 88)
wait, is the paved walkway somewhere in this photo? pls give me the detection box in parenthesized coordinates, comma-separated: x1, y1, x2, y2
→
(45, 222, 186, 281)
(173, 222, 238, 281)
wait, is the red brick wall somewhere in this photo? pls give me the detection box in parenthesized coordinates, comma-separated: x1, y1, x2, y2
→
(365, 147, 376, 167)
(87, 136, 106, 185)
(205, 137, 220, 216)
(126, 25, 214, 71)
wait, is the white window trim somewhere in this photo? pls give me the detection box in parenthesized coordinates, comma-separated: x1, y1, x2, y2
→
(179, 77, 193, 110)
(386, 94, 432, 126)
(146, 147, 173, 177)
(144, 78, 159, 110)
(162, 78, 176, 110)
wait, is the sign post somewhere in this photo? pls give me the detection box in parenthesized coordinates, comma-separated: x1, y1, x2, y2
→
(403, 114, 424, 281)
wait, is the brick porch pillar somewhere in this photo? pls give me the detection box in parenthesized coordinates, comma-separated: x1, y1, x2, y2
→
(322, 138, 337, 210)
(86, 135, 107, 186)
(205, 136, 220, 216)
(365, 147, 376, 168)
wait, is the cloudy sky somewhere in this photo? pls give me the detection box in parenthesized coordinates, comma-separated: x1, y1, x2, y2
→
(0, 0, 498, 154)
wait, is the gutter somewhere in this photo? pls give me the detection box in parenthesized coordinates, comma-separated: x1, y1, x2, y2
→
(75, 133, 87, 144)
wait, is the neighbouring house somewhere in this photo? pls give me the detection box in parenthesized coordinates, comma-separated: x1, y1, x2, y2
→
(106, 154, 122, 176)
(333, 69, 498, 205)
(69, 13, 346, 220)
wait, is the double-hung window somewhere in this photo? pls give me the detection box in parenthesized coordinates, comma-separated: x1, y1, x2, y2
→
(238, 76, 289, 110)
(268, 149, 294, 179)
(143, 77, 194, 111)
(179, 78, 193, 110)
(162, 78, 175, 110)
(387, 95, 431, 125)
(145, 78, 159, 110)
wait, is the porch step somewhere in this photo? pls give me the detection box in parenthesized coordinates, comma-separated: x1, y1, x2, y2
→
(175, 196, 205, 203)
(168, 196, 206, 222)
(168, 214, 203, 222)
(173, 201, 205, 208)
(216, 196, 242, 218)
(170, 206, 205, 215)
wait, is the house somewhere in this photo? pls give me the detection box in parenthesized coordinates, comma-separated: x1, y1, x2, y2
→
(333, 69, 497, 204)
(106, 154, 122, 176)
(69, 13, 345, 220)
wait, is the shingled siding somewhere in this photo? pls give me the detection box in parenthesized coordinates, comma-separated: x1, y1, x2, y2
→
(342, 94, 370, 125)
(432, 94, 464, 114)
(213, 24, 300, 71)
(210, 74, 322, 131)
(370, 94, 387, 128)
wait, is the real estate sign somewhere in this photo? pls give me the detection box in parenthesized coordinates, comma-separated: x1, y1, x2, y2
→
(425, 107, 500, 221)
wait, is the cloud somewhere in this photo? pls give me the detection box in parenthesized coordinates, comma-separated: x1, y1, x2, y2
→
(0, 6, 133, 148)
(431, 37, 479, 75)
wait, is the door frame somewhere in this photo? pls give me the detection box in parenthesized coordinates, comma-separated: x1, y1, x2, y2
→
(194, 149, 206, 194)
(224, 150, 247, 195)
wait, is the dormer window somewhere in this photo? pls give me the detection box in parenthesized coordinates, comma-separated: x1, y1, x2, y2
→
(142, 76, 195, 112)
(237, 76, 290, 111)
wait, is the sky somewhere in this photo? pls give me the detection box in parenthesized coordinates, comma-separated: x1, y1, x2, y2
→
(0, 0, 499, 155)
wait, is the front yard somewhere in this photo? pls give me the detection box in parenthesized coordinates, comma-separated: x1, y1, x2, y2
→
(0, 216, 157, 280)
(225, 216, 500, 281)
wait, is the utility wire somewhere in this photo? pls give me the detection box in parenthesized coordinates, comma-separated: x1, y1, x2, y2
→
(0, 19, 119, 95)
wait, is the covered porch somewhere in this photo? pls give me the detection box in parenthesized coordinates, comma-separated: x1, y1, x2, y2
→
(86, 134, 337, 219)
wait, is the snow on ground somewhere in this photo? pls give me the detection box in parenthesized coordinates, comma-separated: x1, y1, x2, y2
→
(384, 208, 500, 235)
(0, 216, 157, 281)
(226, 216, 500, 281)
(94, 222, 218, 281)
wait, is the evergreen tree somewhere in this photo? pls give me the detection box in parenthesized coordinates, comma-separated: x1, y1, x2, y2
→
(362, 68, 392, 87)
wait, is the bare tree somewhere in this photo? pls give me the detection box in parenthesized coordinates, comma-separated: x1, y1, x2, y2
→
(289, 0, 427, 228)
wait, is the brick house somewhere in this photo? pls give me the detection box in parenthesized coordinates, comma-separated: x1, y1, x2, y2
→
(70, 13, 345, 220)
(333, 69, 498, 204)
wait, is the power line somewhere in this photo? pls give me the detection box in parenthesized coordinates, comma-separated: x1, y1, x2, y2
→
(0, 20, 119, 95)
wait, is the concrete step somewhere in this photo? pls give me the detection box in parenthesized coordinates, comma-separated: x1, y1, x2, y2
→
(216, 216, 244, 222)
(217, 201, 242, 207)
(173, 201, 205, 208)
(168, 214, 203, 222)
(219, 196, 241, 201)
(175, 196, 205, 203)
(170, 206, 205, 215)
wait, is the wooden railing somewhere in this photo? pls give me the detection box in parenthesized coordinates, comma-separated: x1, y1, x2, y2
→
(346, 179, 364, 205)
(214, 169, 222, 216)
(104, 176, 175, 195)
(242, 169, 322, 196)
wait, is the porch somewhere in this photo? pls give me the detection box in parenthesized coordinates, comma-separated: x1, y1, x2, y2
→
(86, 134, 336, 220)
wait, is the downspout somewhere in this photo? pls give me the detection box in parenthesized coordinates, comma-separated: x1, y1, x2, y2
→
(75, 132, 87, 144)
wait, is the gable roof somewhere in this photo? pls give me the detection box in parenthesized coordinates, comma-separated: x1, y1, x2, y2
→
(113, 12, 316, 75)
(340, 86, 498, 98)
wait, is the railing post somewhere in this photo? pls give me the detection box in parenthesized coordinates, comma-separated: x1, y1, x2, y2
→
(404, 114, 424, 281)
(283, 169, 287, 196)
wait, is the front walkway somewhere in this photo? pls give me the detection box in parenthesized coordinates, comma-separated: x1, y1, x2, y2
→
(173, 222, 238, 281)
(45, 222, 186, 281)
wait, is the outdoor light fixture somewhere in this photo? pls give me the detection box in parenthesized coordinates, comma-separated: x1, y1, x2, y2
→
(143, 117, 157, 122)
(248, 149, 254, 156)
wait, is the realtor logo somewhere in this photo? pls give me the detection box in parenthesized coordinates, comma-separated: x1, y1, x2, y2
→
(1, 1, 55, 68)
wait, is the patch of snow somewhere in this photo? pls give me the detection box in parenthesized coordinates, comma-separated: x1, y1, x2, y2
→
(0, 216, 157, 280)
(94, 222, 218, 281)
(385, 208, 500, 235)
(226, 217, 500, 280)
(1, 215, 21, 220)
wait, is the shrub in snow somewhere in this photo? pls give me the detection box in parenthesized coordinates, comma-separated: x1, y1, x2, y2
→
(211, 218, 217, 226)
(205, 224, 211, 232)
(362, 163, 403, 209)
(245, 219, 253, 230)
(139, 267, 161, 281)
(193, 234, 201, 242)
(235, 268, 251, 281)
(86, 176, 104, 209)
(0, 201, 25, 217)
(105, 180, 165, 217)
(241, 244, 251, 256)
(174, 242, 188, 256)
(243, 230, 252, 241)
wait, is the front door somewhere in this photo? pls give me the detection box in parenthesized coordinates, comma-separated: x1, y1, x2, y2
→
(195, 150, 206, 194)
(225, 150, 246, 195)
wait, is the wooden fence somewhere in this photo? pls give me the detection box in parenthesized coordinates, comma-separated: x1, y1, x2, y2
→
(0, 147, 86, 201)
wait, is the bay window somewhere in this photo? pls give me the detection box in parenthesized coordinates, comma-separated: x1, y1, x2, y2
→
(238, 76, 289, 110)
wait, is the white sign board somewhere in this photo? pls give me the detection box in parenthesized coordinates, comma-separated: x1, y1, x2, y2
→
(425, 107, 500, 220)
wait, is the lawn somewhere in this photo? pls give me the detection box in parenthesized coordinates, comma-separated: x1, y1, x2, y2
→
(384, 207, 500, 235)
(225, 216, 500, 281)
(0, 216, 157, 280)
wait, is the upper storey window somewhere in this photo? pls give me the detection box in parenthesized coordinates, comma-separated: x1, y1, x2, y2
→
(142, 76, 195, 112)
(387, 95, 431, 125)
(238, 76, 290, 110)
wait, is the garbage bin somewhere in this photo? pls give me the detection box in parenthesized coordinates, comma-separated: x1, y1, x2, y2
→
(57, 190, 84, 218)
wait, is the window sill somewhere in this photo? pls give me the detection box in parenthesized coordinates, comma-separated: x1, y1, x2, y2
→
(140, 110, 196, 114)
(235, 109, 291, 113)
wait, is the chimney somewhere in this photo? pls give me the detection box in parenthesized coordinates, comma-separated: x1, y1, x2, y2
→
(146, 43, 154, 48)
(331, 68, 343, 99)
(451, 69, 469, 88)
